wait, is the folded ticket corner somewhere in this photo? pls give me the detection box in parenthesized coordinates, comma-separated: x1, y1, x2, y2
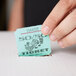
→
(15, 25, 52, 56)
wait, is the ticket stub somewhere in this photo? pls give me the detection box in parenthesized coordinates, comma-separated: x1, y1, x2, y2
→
(15, 25, 51, 56)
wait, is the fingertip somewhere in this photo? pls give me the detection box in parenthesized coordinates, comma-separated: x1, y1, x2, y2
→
(50, 34, 57, 41)
(58, 41, 65, 48)
(41, 24, 52, 35)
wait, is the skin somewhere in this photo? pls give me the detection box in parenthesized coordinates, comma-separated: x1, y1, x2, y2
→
(8, 0, 24, 31)
(41, 0, 76, 48)
(9, 0, 76, 48)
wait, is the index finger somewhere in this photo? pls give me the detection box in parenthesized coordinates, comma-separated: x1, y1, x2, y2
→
(41, 0, 75, 35)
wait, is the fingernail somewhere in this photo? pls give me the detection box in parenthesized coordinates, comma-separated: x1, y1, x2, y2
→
(50, 34, 56, 41)
(42, 26, 50, 35)
(58, 41, 64, 48)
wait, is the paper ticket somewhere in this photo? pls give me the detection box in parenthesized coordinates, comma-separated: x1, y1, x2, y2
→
(15, 25, 51, 56)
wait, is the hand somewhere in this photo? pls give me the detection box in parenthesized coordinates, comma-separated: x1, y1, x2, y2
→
(41, 0, 76, 48)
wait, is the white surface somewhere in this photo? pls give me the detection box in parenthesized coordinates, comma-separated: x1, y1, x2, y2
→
(0, 32, 76, 76)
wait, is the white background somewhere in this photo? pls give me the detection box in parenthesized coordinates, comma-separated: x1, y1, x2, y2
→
(0, 32, 76, 76)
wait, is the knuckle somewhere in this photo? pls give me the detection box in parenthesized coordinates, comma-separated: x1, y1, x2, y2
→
(43, 14, 57, 28)
(49, 14, 58, 25)
(54, 26, 65, 38)
(60, 0, 73, 10)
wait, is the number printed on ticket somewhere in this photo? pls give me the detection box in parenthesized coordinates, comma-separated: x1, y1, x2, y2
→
(15, 25, 51, 56)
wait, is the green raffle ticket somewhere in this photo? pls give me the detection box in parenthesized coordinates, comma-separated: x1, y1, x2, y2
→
(15, 25, 51, 56)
